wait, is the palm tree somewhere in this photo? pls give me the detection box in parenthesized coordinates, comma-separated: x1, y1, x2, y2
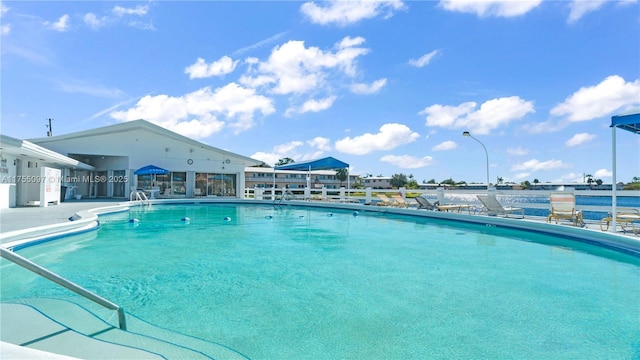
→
(335, 168, 348, 187)
(275, 157, 295, 166)
(585, 174, 594, 184)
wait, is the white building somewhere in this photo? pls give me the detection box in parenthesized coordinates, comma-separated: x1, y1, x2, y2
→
(361, 176, 393, 189)
(0, 135, 95, 208)
(25, 120, 261, 201)
(245, 167, 358, 190)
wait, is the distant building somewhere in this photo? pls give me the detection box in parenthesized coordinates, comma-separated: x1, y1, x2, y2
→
(417, 182, 623, 191)
(245, 167, 358, 189)
(361, 176, 393, 189)
(524, 182, 623, 191)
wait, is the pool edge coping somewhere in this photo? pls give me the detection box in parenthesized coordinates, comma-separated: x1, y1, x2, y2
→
(2, 198, 639, 256)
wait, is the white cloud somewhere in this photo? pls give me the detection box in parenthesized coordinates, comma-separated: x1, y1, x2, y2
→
(565, 133, 596, 147)
(79, 5, 153, 31)
(251, 140, 326, 166)
(113, 5, 149, 17)
(555, 172, 586, 183)
(522, 119, 566, 134)
(420, 96, 535, 134)
(304, 96, 337, 113)
(335, 123, 419, 155)
(185, 56, 239, 79)
(170, 117, 225, 141)
(338, 36, 366, 48)
(408, 50, 439, 68)
(350, 78, 387, 94)
(239, 36, 375, 112)
(274, 141, 304, 155)
(507, 147, 528, 156)
(250, 152, 281, 166)
(55, 79, 125, 98)
(300, 0, 406, 26)
(307, 137, 332, 151)
(45, 14, 70, 32)
(286, 96, 338, 116)
(0, 4, 9, 35)
(550, 75, 640, 122)
(438, 0, 542, 17)
(83, 13, 108, 30)
(380, 154, 434, 169)
(110, 83, 275, 137)
(511, 159, 566, 172)
(239, 74, 274, 89)
(594, 168, 612, 178)
(512, 172, 531, 181)
(567, 0, 607, 23)
(245, 37, 369, 96)
(432, 140, 457, 151)
(111, 4, 154, 30)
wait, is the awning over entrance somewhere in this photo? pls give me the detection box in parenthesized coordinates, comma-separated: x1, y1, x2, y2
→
(274, 156, 349, 171)
(134, 165, 169, 175)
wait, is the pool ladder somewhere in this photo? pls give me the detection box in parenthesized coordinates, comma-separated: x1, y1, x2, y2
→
(0, 247, 127, 330)
(275, 189, 293, 206)
(129, 190, 150, 206)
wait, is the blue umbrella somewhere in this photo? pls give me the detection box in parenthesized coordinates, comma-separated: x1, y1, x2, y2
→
(134, 165, 169, 175)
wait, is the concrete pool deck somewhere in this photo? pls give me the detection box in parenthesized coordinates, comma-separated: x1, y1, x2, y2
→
(1, 198, 639, 359)
(0, 199, 125, 235)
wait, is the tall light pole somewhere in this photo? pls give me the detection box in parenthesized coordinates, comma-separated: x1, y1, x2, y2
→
(463, 131, 490, 191)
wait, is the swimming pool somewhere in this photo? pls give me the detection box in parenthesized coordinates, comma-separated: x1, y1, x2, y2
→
(2, 203, 639, 359)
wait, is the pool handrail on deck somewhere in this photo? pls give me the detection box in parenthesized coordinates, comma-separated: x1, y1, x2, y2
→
(0, 247, 127, 330)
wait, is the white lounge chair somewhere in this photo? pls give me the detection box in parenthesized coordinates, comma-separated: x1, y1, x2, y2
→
(477, 195, 524, 218)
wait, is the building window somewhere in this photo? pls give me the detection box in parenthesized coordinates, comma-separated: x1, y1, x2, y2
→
(196, 172, 237, 197)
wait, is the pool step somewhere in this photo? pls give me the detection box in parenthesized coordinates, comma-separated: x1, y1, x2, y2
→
(1, 299, 248, 359)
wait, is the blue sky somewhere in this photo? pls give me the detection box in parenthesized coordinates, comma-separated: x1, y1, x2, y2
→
(1, 0, 639, 185)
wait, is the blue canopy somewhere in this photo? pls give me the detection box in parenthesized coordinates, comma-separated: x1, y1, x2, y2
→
(610, 111, 639, 232)
(611, 112, 640, 134)
(274, 156, 348, 171)
(134, 164, 169, 175)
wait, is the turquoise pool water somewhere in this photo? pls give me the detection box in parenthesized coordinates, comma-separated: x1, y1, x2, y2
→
(2, 204, 639, 359)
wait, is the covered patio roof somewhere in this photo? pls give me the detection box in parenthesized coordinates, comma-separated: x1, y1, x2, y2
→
(274, 156, 349, 171)
(611, 112, 640, 134)
(610, 111, 639, 232)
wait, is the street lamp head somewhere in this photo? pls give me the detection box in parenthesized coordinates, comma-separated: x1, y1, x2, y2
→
(461, 130, 490, 191)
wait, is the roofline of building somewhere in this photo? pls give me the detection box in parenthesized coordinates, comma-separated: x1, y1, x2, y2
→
(1, 135, 95, 170)
(29, 120, 262, 166)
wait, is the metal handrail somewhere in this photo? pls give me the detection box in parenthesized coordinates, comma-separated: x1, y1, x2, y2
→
(0, 247, 127, 330)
